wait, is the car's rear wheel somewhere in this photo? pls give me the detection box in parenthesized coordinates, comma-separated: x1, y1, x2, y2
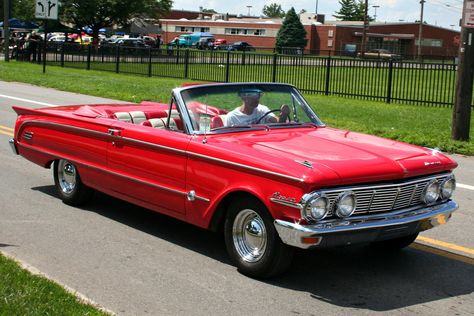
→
(224, 197, 294, 278)
(53, 159, 93, 206)
(371, 233, 419, 250)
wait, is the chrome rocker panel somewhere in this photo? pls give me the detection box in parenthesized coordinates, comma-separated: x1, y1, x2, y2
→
(274, 200, 458, 249)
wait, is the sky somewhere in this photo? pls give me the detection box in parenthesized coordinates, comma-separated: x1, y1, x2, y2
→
(171, 0, 465, 30)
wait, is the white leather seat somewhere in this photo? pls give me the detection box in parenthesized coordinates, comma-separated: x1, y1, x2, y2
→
(114, 112, 132, 123)
(129, 111, 147, 124)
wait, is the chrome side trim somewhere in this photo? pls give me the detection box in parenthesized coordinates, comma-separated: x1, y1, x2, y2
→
(274, 200, 458, 249)
(20, 121, 109, 139)
(20, 120, 301, 184)
(9, 139, 19, 155)
(188, 151, 304, 183)
(270, 198, 302, 209)
(16, 142, 210, 203)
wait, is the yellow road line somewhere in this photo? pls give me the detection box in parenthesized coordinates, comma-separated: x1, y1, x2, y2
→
(0, 130, 13, 137)
(411, 243, 474, 265)
(416, 235, 474, 256)
(0, 125, 14, 132)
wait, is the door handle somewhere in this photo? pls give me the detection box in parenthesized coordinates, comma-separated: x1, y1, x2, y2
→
(108, 128, 121, 136)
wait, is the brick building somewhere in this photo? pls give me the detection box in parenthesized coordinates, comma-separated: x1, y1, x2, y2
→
(159, 12, 460, 57)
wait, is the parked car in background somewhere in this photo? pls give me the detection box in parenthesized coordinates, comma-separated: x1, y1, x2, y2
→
(359, 49, 401, 60)
(10, 82, 458, 278)
(114, 38, 149, 48)
(227, 41, 256, 51)
(213, 38, 227, 49)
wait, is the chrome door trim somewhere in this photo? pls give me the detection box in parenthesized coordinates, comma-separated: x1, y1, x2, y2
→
(19, 120, 304, 183)
(187, 151, 304, 183)
(17, 142, 210, 203)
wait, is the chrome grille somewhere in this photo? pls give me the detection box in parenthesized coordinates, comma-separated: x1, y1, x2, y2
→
(320, 174, 451, 217)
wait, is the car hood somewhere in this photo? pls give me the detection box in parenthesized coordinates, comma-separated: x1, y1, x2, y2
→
(206, 127, 457, 187)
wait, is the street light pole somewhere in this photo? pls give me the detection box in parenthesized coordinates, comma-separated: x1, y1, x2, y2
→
(372, 5, 380, 22)
(418, 0, 426, 59)
(3, 0, 10, 62)
(246, 5, 252, 16)
(452, 0, 474, 141)
(361, 0, 369, 57)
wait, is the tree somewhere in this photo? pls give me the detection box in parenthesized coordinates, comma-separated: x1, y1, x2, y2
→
(275, 7, 307, 52)
(354, 0, 373, 21)
(60, 0, 172, 46)
(333, 0, 356, 21)
(333, 0, 373, 21)
(1, 0, 35, 21)
(263, 3, 285, 18)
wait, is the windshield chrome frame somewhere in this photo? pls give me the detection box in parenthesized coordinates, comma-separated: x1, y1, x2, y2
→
(172, 82, 325, 135)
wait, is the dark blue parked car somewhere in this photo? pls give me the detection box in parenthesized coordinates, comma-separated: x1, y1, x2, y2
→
(227, 42, 256, 51)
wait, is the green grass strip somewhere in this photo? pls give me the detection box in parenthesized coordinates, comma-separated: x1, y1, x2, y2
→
(0, 61, 472, 155)
(0, 252, 109, 315)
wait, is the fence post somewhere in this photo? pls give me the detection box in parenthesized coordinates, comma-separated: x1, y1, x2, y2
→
(242, 50, 246, 65)
(115, 46, 120, 73)
(60, 43, 65, 67)
(225, 50, 231, 83)
(386, 59, 394, 104)
(184, 49, 189, 79)
(148, 47, 152, 77)
(325, 55, 331, 95)
(86, 45, 91, 70)
(272, 53, 278, 82)
(386, 59, 393, 103)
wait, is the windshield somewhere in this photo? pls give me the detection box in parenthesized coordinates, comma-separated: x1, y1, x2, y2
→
(179, 84, 323, 134)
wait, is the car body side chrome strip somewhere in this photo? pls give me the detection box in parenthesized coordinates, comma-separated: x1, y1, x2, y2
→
(16, 142, 210, 203)
(188, 151, 304, 183)
(19, 120, 304, 184)
(270, 198, 302, 209)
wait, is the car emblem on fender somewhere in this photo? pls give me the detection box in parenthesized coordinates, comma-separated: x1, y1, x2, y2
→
(424, 161, 441, 166)
(295, 160, 313, 168)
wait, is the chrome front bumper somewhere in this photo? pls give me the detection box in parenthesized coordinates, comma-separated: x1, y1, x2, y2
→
(274, 200, 458, 249)
(9, 139, 19, 155)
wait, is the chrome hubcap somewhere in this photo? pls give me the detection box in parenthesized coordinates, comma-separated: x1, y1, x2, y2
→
(58, 160, 76, 194)
(232, 209, 267, 263)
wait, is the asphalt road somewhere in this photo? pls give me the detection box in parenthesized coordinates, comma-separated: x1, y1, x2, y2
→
(0, 81, 473, 315)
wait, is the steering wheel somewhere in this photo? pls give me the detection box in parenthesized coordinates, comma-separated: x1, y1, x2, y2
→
(255, 109, 281, 124)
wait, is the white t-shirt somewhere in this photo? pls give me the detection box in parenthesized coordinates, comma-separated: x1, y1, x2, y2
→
(225, 104, 275, 126)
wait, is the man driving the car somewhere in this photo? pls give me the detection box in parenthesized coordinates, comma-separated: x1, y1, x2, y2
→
(225, 89, 290, 126)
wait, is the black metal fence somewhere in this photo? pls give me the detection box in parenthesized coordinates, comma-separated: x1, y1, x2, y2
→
(15, 43, 473, 108)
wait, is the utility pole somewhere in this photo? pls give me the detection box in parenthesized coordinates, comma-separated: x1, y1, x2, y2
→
(360, 0, 369, 57)
(452, 0, 474, 141)
(417, 0, 426, 59)
(3, 0, 10, 62)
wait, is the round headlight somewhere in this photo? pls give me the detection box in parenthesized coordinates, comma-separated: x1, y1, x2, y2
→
(440, 176, 456, 199)
(422, 180, 440, 204)
(335, 191, 357, 218)
(303, 194, 330, 221)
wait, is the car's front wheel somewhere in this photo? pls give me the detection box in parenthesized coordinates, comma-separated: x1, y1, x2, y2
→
(53, 159, 93, 206)
(224, 197, 294, 278)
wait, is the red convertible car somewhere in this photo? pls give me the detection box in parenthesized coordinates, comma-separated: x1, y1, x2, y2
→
(9, 83, 458, 278)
